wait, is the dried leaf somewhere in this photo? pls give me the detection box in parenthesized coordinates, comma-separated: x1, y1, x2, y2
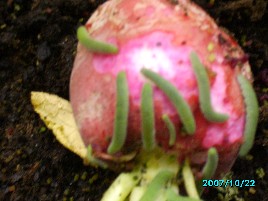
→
(31, 91, 87, 159)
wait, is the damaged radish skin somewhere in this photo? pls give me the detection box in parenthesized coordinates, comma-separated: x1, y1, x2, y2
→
(70, 0, 256, 178)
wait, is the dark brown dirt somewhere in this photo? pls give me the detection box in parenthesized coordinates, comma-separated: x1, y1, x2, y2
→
(0, 0, 267, 200)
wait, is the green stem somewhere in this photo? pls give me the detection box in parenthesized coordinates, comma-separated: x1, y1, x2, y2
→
(182, 159, 200, 199)
(85, 145, 108, 168)
(140, 170, 175, 201)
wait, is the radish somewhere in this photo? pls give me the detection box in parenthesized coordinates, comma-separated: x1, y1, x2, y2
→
(68, 0, 259, 199)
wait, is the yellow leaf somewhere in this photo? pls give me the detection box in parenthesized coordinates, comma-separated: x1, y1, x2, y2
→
(30, 91, 87, 159)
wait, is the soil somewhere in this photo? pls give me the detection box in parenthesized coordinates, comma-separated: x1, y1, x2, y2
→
(0, 0, 267, 200)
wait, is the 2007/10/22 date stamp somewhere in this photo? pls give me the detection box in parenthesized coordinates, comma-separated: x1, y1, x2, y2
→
(203, 179, 256, 188)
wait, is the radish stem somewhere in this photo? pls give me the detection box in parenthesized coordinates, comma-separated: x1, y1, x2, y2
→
(101, 148, 179, 201)
(182, 159, 200, 199)
(86, 145, 108, 168)
(140, 170, 175, 201)
(101, 172, 140, 201)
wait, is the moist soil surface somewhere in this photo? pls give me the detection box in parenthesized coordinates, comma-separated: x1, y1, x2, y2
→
(0, 0, 268, 200)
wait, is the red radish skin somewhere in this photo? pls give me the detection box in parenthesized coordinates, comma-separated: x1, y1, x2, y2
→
(70, 0, 252, 177)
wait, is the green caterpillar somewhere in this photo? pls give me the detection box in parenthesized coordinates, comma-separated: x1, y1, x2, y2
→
(107, 52, 258, 160)
(237, 74, 259, 157)
(77, 26, 118, 54)
(141, 83, 156, 150)
(190, 52, 229, 122)
(107, 72, 129, 154)
(141, 68, 196, 135)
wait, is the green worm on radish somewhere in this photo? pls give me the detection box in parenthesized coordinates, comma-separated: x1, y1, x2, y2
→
(77, 26, 118, 54)
(107, 71, 129, 154)
(162, 114, 176, 146)
(189, 52, 229, 122)
(196, 147, 219, 193)
(237, 74, 259, 157)
(201, 147, 219, 180)
(141, 83, 156, 151)
(141, 68, 196, 135)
